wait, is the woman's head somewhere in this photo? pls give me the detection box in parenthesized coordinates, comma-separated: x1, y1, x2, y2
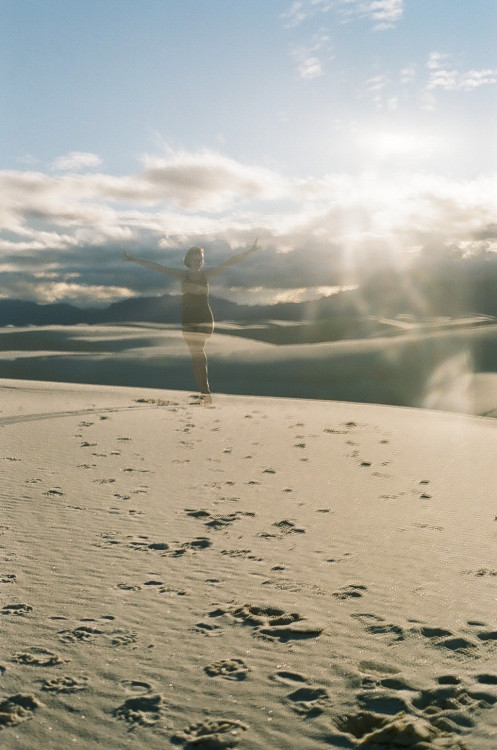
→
(184, 246, 205, 269)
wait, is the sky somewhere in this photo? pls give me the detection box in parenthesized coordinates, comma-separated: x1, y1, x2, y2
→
(1, 0, 496, 307)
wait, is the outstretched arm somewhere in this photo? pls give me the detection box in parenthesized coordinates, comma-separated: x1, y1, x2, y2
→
(123, 251, 184, 279)
(206, 239, 260, 279)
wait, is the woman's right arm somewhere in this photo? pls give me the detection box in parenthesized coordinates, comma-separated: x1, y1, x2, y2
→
(123, 251, 184, 279)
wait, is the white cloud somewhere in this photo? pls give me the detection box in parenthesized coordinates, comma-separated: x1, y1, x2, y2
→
(282, 0, 403, 30)
(298, 55, 324, 79)
(281, 0, 334, 28)
(291, 33, 331, 79)
(337, 0, 404, 30)
(400, 65, 416, 85)
(51, 152, 102, 172)
(139, 150, 288, 209)
(456, 69, 497, 91)
(366, 74, 388, 98)
(1, 149, 497, 304)
(281, 1, 308, 28)
(426, 52, 497, 92)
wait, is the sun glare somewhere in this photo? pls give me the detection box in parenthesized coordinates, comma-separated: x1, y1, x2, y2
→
(358, 130, 441, 162)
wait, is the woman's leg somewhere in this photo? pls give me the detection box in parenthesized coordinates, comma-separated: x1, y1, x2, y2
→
(182, 330, 211, 394)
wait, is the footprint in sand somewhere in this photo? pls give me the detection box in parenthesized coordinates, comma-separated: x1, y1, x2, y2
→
(59, 622, 137, 648)
(284, 686, 330, 717)
(331, 711, 456, 749)
(259, 520, 306, 538)
(475, 673, 497, 685)
(117, 582, 142, 591)
(333, 584, 367, 600)
(357, 689, 412, 716)
(470, 568, 497, 577)
(2, 603, 33, 616)
(185, 509, 255, 530)
(476, 629, 497, 643)
(209, 604, 324, 642)
(352, 614, 406, 642)
(414, 626, 479, 654)
(41, 675, 89, 693)
(204, 658, 250, 681)
(0, 574, 16, 584)
(159, 585, 188, 596)
(0, 694, 43, 727)
(96, 531, 212, 556)
(121, 680, 155, 693)
(109, 629, 138, 647)
(58, 625, 104, 643)
(113, 693, 166, 726)
(358, 660, 401, 676)
(171, 538, 213, 555)
(436, 675, 462, 686)
(193, 621, 224, 637)
(172, 718, 249, 748)
(220, 549, 264, 561)
(334, 664, 497, 749)
(271, 671, 309, 686)
(13, 648, 66, 667)
(413, 684, 497, 713)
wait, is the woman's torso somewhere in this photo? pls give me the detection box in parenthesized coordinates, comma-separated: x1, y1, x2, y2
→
(181, 270, 213, 327)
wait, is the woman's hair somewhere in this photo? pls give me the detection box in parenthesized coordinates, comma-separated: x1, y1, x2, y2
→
(183, 246, 204, 268)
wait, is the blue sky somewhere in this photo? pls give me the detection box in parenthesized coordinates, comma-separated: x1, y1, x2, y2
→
(1, 0, 496, 306)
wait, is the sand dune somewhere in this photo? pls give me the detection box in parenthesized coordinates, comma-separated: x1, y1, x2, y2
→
(1, 321, 497, 416)
(1, 378, 497, 748)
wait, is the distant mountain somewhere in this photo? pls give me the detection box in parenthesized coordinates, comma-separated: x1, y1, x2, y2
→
(0, 272, 495, 328)
(0, 292, 359, 327)
(0, 299, 89, 326)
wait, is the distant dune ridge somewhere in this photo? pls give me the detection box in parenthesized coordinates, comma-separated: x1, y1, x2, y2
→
(1, 317, 497, 416)
(1, 378, 497, 749)
(1, 263, 497, 415)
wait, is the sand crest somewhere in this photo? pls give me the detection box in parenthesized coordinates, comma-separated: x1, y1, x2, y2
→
(1, 378, 497, 749)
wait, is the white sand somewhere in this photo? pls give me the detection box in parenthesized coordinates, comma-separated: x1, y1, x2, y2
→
(1, 378, 497, 749)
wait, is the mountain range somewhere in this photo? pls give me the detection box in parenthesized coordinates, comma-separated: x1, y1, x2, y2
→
(0, 271, 496, 328)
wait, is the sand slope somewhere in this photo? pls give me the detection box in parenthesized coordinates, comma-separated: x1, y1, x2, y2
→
(1, 379, 497, 749)
(2, 322, 497, 414)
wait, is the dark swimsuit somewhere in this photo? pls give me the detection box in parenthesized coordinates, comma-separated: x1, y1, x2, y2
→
(181, 271, 214, 335)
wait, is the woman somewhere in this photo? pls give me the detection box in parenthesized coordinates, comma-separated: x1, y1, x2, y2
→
(124, 239, 260, 401)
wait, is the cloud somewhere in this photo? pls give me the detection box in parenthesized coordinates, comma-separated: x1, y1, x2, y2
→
(50, 152, 103, 172)
(291, 33, 331, 79)
(282, 0, 403, 30)
(333, 0, 404, 30)
(281, 1, 309, 28)
(1, 148, 497, 305)
(426, 52, 497, 92)
(354, 0, 404, 30)
(139, 150, 287, 209)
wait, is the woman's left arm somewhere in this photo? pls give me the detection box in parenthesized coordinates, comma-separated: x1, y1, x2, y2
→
(206, 239, 260, 279)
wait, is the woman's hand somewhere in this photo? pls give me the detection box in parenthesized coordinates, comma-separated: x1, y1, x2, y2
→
(123, 251, 133, 262)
